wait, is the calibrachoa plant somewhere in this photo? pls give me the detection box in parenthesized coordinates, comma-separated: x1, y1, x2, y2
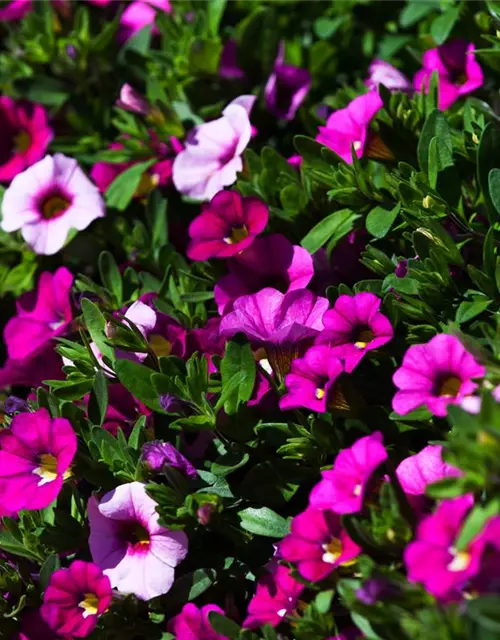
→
(5, 2, 500, 640)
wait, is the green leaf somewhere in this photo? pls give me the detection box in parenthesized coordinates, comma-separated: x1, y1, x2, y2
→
(456, 299, 492, 324)
(207, 0, 226, 37)
(105, 160, 155, 211)
(87, 370, 109, 426)
(366, 203, 400, 239)
(478, 122, 500, 221)
(211, 452, 249, 476)
(15, 76, 69, 108)
(168, 568, 217, 606)
(400, 1, 440, 28)
(489, 168, 500, 215)
(81, 298, 114, 363)
(468, 595, 500, 633)
(418, 109, 452, 175)
(189, 38, 222, 74)
(39, 554, 61, 591)
(301, 209, 359, 254)
(114, 359, 163, 412)
(208, 613, 241, 640)
(430, 7, 459, 45)
(0, 524, 42, 562)
(455, 500, 500, 551)
(238, 507, 290, 538)
(219, 338, 256, 415)
(315, 589, 334, 614)
(98, 251, 123, 306)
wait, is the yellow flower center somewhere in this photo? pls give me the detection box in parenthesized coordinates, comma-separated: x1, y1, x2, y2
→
(41, 195, 70, 220)
(322, 537, 343, 564)
(353, 140, 362, 151)
(79, 592, 99, 619)
(33, 453, 58, 486)
(436, 375, 462, 398)
(447, 548, 471, 572)
(315, 388, 325, 400)
(149, 334, 172, 358)
(134, 172, 159, 198)
(14, 130, 31, 153)
(354, 328, 374, 350)
(133, 523, 150, 546)
(223, 225, 249, 245)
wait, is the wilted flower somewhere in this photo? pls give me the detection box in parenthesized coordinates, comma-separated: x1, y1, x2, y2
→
(264, 42, 311, 121)
(167, 603, 228, 640)
(365, 59, 411, 92)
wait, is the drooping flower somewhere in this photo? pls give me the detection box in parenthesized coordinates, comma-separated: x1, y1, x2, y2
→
(142, 440, 197, 478)
(404, 495, 486, 600)
(0, 408, 76, 514)
(187, 190, 268, 261)
(0, 0, 31, 21)
(119, 0, 172, 42)
(264, 42, 311, 121)
(219, 288, 329, 377)
(88, 481, 188, 600)
(167, 603, 228, 640)
(3, 267, 73, 362)
(40, 561, 112, 638)
(1, 154, 105, 255)
(280, 345, 344, 412)
(280, 507, 360, 581)
(309, 432, 388, 514)
(317, 293, 393, 372)
(396, 445, 462, 498)
(392, 334, 486, 417)
(316, 91, 383, 164)
(365, 59, 411, 92)
(172, 95, 255, 201)
(0, 98, 53, 182)
(219, 40, 246, 80)
(413, 40, 483, 111)
(214, 234, 314, 314)
(243, 565, 304, 629)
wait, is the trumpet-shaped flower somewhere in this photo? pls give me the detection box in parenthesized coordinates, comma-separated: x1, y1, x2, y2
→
(167, 603, 228, 640)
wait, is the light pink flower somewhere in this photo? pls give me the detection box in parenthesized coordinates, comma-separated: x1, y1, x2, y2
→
(365, 59, 411, 92)
(173, 95, 256, 201)
(309, 432, 388, 514)
(1, 154, 105, 255)
(88, 481, 188, 600)
(392, 334, 486, 417)
(396, 445, 462, 497)
(316, 91, 382, 164)
(460, 384, 500, 414)
(116, 83, 150, 114)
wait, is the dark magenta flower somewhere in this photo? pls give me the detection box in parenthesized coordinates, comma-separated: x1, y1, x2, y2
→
(0, 97, 53, 182)
(264, 42, 311, 121)
(309, 432, 388, 514)
(413, 40, 483, 110)
(280, 345, 343, 412)
(187, 191, 268, 261)
(167, 603, 228, 640)
(392, 334, 486, 417)
(219, 40, 246, 80)
(141, 440, 197, 478)
(317, 293, 393, 372)
(280, 507, 360, 581)
(0, 0, 31, 21)
(214, 234, 314, 314)
(0, 408, 77, 514)
(40, 561, 112, 638)
(243, 565, 304, 629)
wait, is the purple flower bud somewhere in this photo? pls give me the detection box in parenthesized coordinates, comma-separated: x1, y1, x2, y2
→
(142, 440, 197, 478)
(4, 396, 28, 415)
(356, 577, 395, 605)
(159, 393, 183, 413)
(197, 503, 215, 526)
(395, 259, 408, 278)
(116, 83, 150, 115)
(65, 44, 77, 60)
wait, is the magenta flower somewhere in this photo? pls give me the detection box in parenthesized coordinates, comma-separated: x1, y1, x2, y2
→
(396, 445, 461, 497)
(365, 59, 411, 92)
(280, 345, 343, 412)
(280, 507, 360, 581)
(392, 334, 486, 417)
(219, 40, 246, 80)
(14, 609, 56, 640)
(88, 481, 188, 600)
(4, 267, 73, 362)
(413, 40, 483, 111)
(264, 42, 311, 121)
(1, 154, 105, 255)
(142, 440, 197, 478)
(317, 293, 393, 372)
(167, 603, 228, 640)
(243, 565, 304, 629)
(309, 432, 388, 514)
(0, 408, 76, 514)
(316, 91, 382, 164)
(40, 561, 112, 638)
(0, 343, 63, 390)
(0, 98, 53, 182)
(119, 0, 172, 42)
(0, 0, 31, 21)
(214, 234, 314, 314)
(173, 95, 255, 201)
(187, 190, 268, 261)
(404, 495, 485, 600)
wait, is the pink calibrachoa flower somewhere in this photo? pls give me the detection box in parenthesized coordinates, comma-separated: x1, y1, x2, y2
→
(309, 432, 388, 514)
(214, 234, 314, 314)
(265, 42, 311, 121)
(280, 507, 360, 581)
(167, 603, 228, 640)
(173, 95, 256, 201)
(0, 0, 31, 21)
(317, 293, 393, 372)
(243, 565, 304, 629)
(3, 267, 73, 362)
(1, 154, 105, 255)
(0, 98, 53, 182)
(0, 408, 76, 514)
(119, 0, 172, 42)
(0, 343, 63, 390)
(280, 345, 343, 412)
(219, 288, 329, 377)
(392, 334, 486, 417)
(404, 495, 486, 600)
(365, 59, 411, 92)
(413, 40, 483, 111)
(316, 91, 383, 164)
(396, 445, 462, 498)
(187, 190, 268, 261)
(40, 561, 112, 638)
(88, 481, 188, 600)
